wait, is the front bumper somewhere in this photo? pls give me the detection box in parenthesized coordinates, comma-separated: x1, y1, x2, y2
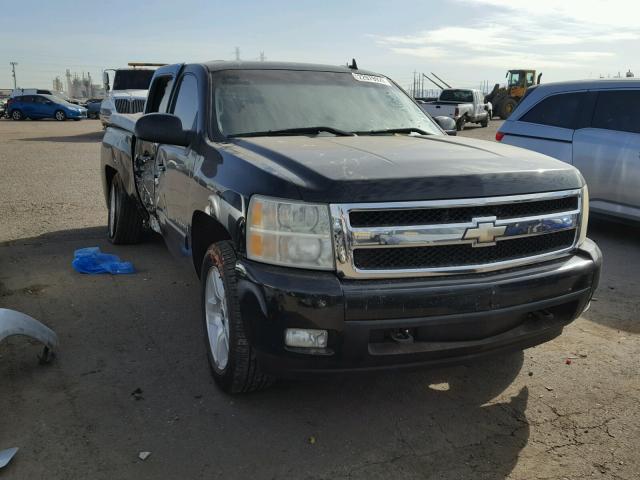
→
(67, 109, 87, 119)
(236, 239, 601, 377)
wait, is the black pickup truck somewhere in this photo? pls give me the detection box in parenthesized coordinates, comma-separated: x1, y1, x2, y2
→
(100, 61, 601, 393)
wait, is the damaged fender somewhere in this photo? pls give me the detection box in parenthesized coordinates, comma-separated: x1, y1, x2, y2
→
(0, 308, 58, 360)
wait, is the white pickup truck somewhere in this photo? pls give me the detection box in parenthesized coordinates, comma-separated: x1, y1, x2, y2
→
(100, 63, 165, 128)
(421, 88, 490, 131)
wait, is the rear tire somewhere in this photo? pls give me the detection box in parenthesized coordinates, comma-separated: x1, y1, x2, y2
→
(54, 110, 66, 121)
(456, 116, 466, 131)
(107, 173, 144, 244)
(11, 110, 23, 121)
(201, 241, 274, 394)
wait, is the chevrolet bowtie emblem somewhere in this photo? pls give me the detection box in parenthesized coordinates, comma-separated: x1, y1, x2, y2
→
(463, 217, 507, 247)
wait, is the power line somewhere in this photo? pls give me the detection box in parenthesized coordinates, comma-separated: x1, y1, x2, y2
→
(10, 61, 18, 89)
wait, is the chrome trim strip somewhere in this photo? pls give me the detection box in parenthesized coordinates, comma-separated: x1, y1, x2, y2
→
(350, 212, 578, 249)
(330, 189, 582, 279)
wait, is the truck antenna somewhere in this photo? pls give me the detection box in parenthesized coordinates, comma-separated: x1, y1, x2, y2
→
(348, 58, 358, 70)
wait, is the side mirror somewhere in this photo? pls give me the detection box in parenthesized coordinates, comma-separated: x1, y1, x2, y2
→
(434, 116, 457, 136)
(102, 71, 110, 92)
(135, 113, 191, 147)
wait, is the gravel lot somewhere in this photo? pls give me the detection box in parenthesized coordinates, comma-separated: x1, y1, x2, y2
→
(0, 119, 638, 479)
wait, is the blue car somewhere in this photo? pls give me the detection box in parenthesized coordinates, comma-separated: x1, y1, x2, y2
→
(7, 94, 87, 121)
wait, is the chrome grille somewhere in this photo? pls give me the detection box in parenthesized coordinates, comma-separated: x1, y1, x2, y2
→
(114, 98, 146, 114)
(114, 98, 130, 113)
(330, 189, 583, 279)
(131, 99, 146, 113)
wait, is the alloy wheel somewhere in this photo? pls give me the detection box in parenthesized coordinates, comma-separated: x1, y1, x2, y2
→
(205, 266, 230, 370)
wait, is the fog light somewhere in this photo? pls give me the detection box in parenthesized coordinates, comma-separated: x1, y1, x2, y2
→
(285, 329, 328, 348)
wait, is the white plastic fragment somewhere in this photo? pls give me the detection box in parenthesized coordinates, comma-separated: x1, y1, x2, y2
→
(138, 451, 151, 461)
(0, 447, 18, 469)
(0, 309, 58, 352)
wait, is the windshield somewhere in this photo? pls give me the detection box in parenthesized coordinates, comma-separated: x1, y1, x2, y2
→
(212, 70, 441, 137)
(113, 70, 155, 90)
(439, 89, 473, 103)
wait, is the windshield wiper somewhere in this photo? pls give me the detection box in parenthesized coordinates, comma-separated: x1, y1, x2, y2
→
(230, 126, 355, 138)
(355, 127, 431, 136)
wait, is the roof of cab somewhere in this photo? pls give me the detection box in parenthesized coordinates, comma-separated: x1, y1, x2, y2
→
(201, 60, 380, 76)
(530, 78, 640, 92)
(506, 78, 640, 122)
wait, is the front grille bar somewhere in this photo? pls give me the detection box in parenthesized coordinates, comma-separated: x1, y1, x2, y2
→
(351, 211, 578, 249)
(330, 189, 583, 279)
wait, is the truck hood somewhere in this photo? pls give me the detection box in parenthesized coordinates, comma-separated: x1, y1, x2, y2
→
(227, 135, 583, 203)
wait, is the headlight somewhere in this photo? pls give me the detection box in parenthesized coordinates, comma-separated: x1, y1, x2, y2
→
(578, 185, 589, 246)
(246, 195, 334, 270)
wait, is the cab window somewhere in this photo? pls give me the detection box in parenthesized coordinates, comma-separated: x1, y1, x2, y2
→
(147, 75, 174, 113)
(171, 74, 199, 131)
(592, 90, 640, 134)
(526, 72, 535, 86)
(520, 92, 587, 129)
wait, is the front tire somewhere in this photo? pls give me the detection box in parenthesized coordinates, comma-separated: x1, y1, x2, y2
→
(481, 114, 489, 128)
(500, 98, 518, 119)
(54, 110, 66, 121)
(201, 241, 273, 394)
(107, 173, 144, 244)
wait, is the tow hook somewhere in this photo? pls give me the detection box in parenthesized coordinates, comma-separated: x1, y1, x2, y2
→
(390, 328, 414, 344)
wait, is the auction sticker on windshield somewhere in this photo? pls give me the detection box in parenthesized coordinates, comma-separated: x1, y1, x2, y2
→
(352, 73, 391, 86)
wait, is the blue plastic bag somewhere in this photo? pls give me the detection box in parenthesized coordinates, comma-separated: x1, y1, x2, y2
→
(72, 247, 135, 274)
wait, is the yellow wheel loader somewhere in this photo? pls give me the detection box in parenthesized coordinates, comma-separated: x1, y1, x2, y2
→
(485, 69, 542, 119)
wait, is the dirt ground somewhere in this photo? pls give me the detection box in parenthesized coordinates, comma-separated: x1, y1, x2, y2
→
(0, 119, 638, 480)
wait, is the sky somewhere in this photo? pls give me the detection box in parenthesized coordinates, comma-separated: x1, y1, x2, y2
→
(1, 0, 638, 93)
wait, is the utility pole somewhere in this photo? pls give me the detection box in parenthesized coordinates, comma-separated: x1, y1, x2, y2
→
(412, 71, 416, 98)
(234, 47, 241, 61)
(10, 61, 18, 89)
(259, 51, 266, 62)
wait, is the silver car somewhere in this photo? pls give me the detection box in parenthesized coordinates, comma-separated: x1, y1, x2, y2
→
(497, 79, 640, 222)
